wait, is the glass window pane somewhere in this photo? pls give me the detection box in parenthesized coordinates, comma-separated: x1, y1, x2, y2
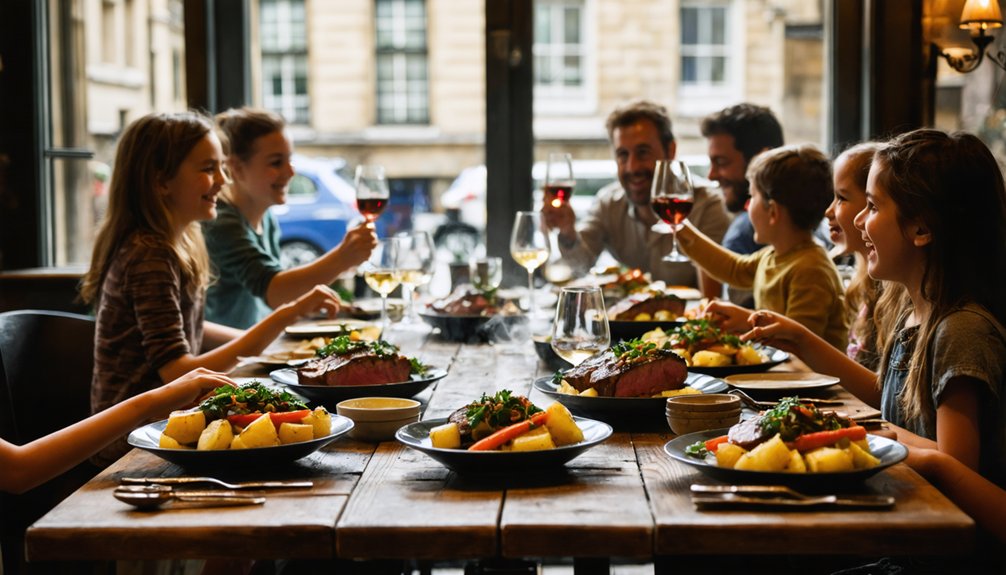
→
(682, 8, 697, 45)
(535, 5, 550, 44)
(712, 8, 725, 45)
(682, 57, 696, 83)
(564, 56, 581, 85)
(564, 7, 580, 44)
(711, 56, 725, 83)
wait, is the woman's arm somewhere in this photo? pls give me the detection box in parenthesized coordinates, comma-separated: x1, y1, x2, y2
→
(202, 321, 243, 350)
(158, 284, 342, 382)
(264, 224, 376, 307)
(906, 447, 1006, 543)
(0, 369, 234, 494)
(738, 307, 882, 407)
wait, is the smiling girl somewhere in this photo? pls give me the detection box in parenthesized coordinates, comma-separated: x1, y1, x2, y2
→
(80, 112, 342, 465)
(744, 129, 1006, 485)
(204, 107, 376, 329)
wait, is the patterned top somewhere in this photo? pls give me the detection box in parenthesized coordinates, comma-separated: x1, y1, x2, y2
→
(91, 232, 204, 465)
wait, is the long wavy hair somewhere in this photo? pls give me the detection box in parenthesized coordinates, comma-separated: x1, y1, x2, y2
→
(80, 112, 215, 305)
(873, 129, 1006, 428)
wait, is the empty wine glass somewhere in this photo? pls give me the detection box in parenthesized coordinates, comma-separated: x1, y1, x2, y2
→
(360, 237, 401, 331)
(550, 286, 610, 366)
(543, 152, 575, 208)
(396, 231, 435, 326)
(650, 160, 695, 262)
(354, 165, 390, 225)
(469, 256, 502, 292)
(510, 211, 551, 321)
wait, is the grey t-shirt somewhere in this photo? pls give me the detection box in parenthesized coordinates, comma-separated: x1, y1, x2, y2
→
(880, 304, 1006, 485)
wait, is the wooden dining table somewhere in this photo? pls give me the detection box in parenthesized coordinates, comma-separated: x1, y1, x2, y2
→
(25, 322, 975, 571)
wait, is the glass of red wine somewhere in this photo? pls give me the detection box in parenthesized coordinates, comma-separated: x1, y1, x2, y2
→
(543, 152, 575, 208)
(354, 164, 390, 225)
(650, 159, 694, 262)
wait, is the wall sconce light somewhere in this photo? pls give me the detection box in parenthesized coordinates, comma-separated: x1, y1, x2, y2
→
(939, 0, 1006, 72)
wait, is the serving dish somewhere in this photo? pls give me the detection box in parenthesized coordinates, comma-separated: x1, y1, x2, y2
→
(336, 397, 421, 442)
(395, 416, 612, 473)
(723, 372, 840, 392)
(419, 311, 527, 342)
(284, 319, 381, 339)
(127, 416, 354, 469)
(532, 372, 729, 424)
(270, 367, 448, 409)
(663, 428, 908, 489)
(687, 347, 790, 377)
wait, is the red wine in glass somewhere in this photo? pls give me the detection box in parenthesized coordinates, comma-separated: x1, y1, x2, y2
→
(358, 197, 388, 222)
(544, 182, 574, 207)
(651, 196, 694, 226)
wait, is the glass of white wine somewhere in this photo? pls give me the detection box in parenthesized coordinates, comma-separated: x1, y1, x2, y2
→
(469, 256, 502, 292)
(396, 231, 435, 326)
(510, 211, 551, 321)
(550, 286, 610, 366)
(361, 237, 401, 331)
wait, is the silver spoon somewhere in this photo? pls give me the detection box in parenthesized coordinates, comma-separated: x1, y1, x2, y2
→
(121, 476, 313, 490)
(113, 485, 265, 510)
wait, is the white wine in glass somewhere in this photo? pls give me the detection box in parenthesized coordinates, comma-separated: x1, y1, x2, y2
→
(510, 211, 551, 321)
(360, 238, 401, 330)
(396, 231, 435, 325)
(550, 287, 610, 366)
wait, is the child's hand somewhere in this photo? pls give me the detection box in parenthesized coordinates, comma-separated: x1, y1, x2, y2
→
(289, 284, 343, 320)
(739, 310, 807, 355)
(336, 224, 378, 268)
(702, 300, 754, 334)
(163, 368, 236, 408)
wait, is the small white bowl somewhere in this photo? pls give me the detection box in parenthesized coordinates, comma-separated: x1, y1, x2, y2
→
(336, 397, 421, 442)
(665, 394, 741, 435)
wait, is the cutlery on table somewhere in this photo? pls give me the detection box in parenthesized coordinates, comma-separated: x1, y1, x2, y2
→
(120, 477, 313, 490)
(690, 484, 895, 509)
(113, 485, 266, 510)
(728, 389, 844, 410)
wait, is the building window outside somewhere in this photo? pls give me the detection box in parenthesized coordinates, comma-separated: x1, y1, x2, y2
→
(680, 1, 734, 89)
(261, 0, 309, 124)
(533, 0, 592, 113)
(375, 0, 429, 125)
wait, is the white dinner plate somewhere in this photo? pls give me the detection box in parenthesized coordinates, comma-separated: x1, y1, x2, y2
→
(724, 372, 840, 392)
(284, 319, 381, 339)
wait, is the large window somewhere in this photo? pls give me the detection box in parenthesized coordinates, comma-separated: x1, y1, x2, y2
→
(679, 0, 735, 105)
(261, 0, 310, 124)
(375, 0, 429, 125)
(533, 0, 591, 112)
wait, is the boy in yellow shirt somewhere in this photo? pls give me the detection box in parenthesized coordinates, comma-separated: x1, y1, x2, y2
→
(676, 144, 848, 350)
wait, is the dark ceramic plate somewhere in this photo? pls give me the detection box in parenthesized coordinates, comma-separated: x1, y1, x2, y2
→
(532, 372, 729, 424)
(418, 311, 528, 342)
(127, 416, 354, 469)
(395, 416, 612, 473)
(663, 428, 908, 489)
(270, 367, 448, 410)
(608, 319, 684, 343)
(531, 336, 572, 370)
(688, 347, 790, 377)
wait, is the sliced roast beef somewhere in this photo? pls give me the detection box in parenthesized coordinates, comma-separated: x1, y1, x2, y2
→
(607, 293, 686, 320)
(727, 417, 769, 450)
(562, 348, 688, 397)
(298, 350, 412, 387)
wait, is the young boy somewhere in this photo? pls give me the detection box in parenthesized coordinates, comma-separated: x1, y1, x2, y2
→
(676, 144, 848, 350)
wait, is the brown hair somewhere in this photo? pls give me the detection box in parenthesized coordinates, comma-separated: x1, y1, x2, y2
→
(215, 107, 286, 162)
(874, 129, 1006, 429)
(605, 100, 674, 150)
(80, 112, 215, 305)
(700, 103, 784, 162)
(746, 144, 833, 231)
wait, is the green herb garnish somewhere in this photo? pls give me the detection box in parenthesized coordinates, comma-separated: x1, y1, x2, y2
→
(409, 357, 429, 376)
(611, 338, 659, 362)
(197, 381, 308, 420)
(316, 336, 399, 359)
(465, 389, 542, 430)
(684, 440, 709, 458)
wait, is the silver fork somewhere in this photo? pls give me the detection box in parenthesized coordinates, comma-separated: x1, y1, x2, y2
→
(690, 484, 894, 508)
(121, 477, 313, 490)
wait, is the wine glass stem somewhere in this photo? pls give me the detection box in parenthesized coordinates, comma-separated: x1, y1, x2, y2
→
(381, 294, 389, 331)
(404, 285, 416, 321)
(527, 270, 535, 320)
(671, 228, 680, 256)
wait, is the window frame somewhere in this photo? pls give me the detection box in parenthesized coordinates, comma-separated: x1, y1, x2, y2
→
(532, 0, 596, 116)
(676, 0, 744, 117)
(374, 0, 430, 125)
(260, 0, 310, 125)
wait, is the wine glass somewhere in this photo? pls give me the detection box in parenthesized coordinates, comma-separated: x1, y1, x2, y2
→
(510, 211, 551, 321)
(550, 286, 610, 366)
(469, 256, 502, 292)
(354, 165, 390, 225)
(543, 152, 575, 208)
(360, 237, 401, 331)
(396, 231, 435, 326)
(650, 159, 695, 262)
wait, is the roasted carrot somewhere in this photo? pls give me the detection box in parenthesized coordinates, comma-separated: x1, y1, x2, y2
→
(468, 412, 549, 451)
(790, 425, 867, 452)
(704, 435, 730, 452)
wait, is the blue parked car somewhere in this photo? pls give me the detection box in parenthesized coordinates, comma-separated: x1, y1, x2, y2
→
(272, 154, 357, 268)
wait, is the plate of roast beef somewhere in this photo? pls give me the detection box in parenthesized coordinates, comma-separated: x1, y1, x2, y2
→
(420, 288, 527, 342)
(269, 337, 447, 409)
(606, 292, 686, 341)
(532, 340, 728, 425)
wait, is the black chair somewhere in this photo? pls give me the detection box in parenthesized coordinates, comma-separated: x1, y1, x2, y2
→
(0, 309, 99, 575)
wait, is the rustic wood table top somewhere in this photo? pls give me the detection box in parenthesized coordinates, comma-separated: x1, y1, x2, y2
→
(25, 321, 974, 564)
